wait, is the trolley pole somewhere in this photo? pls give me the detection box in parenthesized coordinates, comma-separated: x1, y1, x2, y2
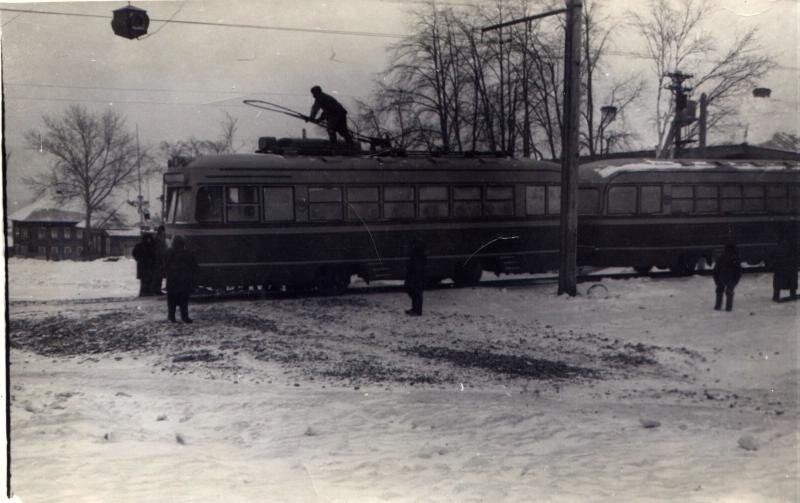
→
(482, 0, 582, 297)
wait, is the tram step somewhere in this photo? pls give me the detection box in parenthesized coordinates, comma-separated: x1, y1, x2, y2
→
(499, 255, 523, 273)
(366, 262, 393, 281)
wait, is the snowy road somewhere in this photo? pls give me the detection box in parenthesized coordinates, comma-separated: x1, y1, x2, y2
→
(6, 258, 799, 502)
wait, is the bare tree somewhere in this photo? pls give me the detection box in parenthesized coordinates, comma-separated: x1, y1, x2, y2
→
(23, 105, 147, 257)
(159, 111, 240, 160)
(632, 0, 774, 156)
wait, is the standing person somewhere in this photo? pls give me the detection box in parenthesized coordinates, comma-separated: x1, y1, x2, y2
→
(165, 235, 198, 323)
(150, 225, 167, 295)
(307, 85, 354, 146)
(404, 238, 427, 316)
(713, 243, 742, 312)
(132, 233, 155, 297)
(770, 237, 798, 302)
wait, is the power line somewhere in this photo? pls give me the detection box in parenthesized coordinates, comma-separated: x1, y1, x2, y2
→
(0, 7, 406, 39)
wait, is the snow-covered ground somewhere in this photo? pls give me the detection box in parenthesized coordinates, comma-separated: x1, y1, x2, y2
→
(6, 257, 799, 502)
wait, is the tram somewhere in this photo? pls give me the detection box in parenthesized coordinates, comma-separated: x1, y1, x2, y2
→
(162, 138, 799, 292)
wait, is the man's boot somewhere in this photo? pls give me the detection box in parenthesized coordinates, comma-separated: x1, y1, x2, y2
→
(714, 292, 723, 311)
(725, 292, 734, 312)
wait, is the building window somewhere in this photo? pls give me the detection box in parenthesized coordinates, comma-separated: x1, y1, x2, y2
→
(485, 186, 514, 216)
(309, 187, 343, 221)
(263, 187, 295, 222)
(65, 228, 72, 240)
(51, 246, 59, 259)
(51, 228, 60, 240)
(76, 246, 83, 257)
(38, 246, 47, 257)
(453, 186, 481, 218)
(608, 186, 637, 214)
(196, 186, 224, 222)
(419, 186, 449, 219)
(64, 246, 72, 258)
(383, 186, 414, 220)
(38, 227, 46, 240)
(346, 186, 379, 221)
(226, 186, 260, 222)
(22, 228, 29, 240)
(76, 229, 84, 240)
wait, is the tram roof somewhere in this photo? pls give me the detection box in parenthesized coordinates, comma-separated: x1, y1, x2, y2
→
(580, 157, 800, 180)
(181, 153, 561, 171)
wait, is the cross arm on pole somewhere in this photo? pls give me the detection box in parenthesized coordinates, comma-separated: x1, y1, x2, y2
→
(481, 7, 569, 33)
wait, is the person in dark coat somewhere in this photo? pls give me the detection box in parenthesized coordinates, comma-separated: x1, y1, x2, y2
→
(404, 239, 427, 316)
(165, 235, 198, 323)
(150, 225, 167, 295)
(132, 233, 155, 297)
(308, 85, 354, 146)
(713, 243, 742, 312)
(770, 237, 798, 302)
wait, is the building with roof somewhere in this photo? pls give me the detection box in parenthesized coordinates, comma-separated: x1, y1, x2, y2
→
(11, 208, 88, 260)
(10, 204, 144, 260)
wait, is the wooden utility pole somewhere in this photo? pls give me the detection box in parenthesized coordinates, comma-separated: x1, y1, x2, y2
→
(482, 1, 582, 297)
(557, 0, 582, 296)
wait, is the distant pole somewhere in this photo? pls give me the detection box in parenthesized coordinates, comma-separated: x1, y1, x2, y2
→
(136, 124, 143, 228)
(698, 93, 707, 157)
(557, 0, 582, 297)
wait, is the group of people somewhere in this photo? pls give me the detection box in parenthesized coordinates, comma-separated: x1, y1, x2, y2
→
(712, 237, 798, 312)
(133, 227, 198, 323)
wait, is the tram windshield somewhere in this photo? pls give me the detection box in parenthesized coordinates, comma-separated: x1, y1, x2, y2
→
(165, 187, 193, 223)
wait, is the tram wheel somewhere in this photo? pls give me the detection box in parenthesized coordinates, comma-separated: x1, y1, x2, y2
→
(670, 256, 697, 276)
(314, 268, 351, 295)
(453, 260, 483, 287)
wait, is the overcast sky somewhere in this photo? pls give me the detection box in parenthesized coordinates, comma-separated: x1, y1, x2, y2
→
(1, 0, 798, 214)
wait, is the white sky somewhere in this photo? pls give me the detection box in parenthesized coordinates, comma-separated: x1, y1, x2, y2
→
(1, 0, 798, 212)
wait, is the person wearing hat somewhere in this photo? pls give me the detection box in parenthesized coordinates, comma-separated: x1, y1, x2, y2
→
(308, 85, 354, 146)
(165, 235, 198, 323)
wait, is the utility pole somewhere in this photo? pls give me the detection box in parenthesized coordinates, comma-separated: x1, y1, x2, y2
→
(482, 0, 582, 297)
(663, 71, 693, 158)
(698, 92, 708, 157)
(558, 0, 582, 296)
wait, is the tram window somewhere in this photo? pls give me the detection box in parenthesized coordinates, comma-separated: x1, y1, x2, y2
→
(744, 185, 764, 198)
(640, 186, 662, 214)
(484, 186, 513, 216)
(671, 185, 693, 214)
(721, 185, 743, 213)
(766, 185, 790, 212)
(263, 187, 295, 222)
(695, 185, 719, 213)
(453, 186, 481, 217)
(384, 186, 414, 220)
(525, 186, 546, 215)
(196, 186, 223, 223)
(309, 187, 343, 221)
(672, 185, 693, 199)
(578, 188, 599, 215)
(608, 186, 637, 214)
(547, 186, 561, 215)
(347, 186, 379, 221)
(226, 186, 259, 222)
(419, 186, 449, 219)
